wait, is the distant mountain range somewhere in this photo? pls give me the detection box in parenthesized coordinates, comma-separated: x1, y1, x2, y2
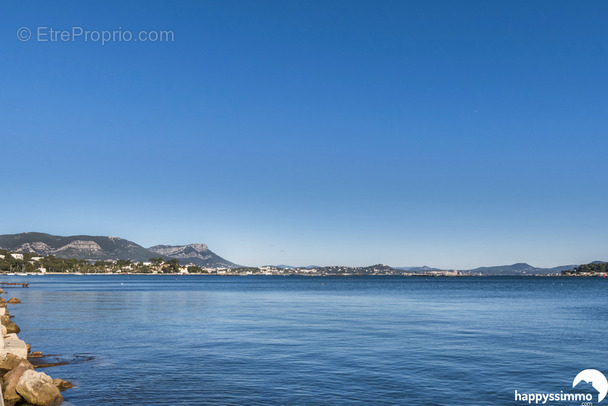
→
(269, 262, 585, 275)
(0, 232, 235, 268)
(462, 262, 577, 275)
(0, 232, 600, 274)
(398, 263, 581, 275)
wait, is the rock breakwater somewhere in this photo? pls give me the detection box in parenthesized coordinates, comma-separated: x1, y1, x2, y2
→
(0, 292, 73, 405)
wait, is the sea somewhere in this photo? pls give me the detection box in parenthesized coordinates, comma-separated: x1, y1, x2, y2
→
(4, 275, 607, 405)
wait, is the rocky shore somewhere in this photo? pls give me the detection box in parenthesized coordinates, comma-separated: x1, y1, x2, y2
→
(0, 289, 73, 406)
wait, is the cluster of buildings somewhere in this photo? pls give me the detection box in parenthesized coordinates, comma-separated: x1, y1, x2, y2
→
(1, 251, 468, 276)
(0, 253, 47, 273)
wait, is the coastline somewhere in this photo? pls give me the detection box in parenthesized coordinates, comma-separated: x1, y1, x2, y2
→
(4, 248, 603, 277)
(2, 272, 603, 277)
(0, 286, 73, 406)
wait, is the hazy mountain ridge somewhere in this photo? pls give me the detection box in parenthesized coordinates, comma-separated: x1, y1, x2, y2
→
(272, 263, 582, 275)
(0, 232, 235, 268)
(394, 263, 578, 275)
(266, 262, 580, 275)
(462, 262, 578, 275)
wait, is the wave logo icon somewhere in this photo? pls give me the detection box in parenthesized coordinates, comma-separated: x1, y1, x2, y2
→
(573, 369, 608, 402)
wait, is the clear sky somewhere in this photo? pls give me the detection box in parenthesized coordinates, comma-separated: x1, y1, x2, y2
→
(2, 0, 607, 268)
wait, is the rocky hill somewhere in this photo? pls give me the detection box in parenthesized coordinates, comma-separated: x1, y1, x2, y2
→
(0, 232, 235, 268)
(148, 244, 235, 268)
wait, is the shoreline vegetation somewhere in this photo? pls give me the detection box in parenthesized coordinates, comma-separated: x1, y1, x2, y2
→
(0, 249, 605, 277)
(0, 287, 73, 405)
(561, 262, 608, 277)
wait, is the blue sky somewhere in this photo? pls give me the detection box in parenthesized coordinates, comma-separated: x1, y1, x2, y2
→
(2, 0, 607, 268)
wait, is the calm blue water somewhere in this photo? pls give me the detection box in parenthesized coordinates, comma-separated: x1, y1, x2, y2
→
(3, 275, 607, 405)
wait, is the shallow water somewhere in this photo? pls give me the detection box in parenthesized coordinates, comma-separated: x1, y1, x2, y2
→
(4, 275, 607, 405)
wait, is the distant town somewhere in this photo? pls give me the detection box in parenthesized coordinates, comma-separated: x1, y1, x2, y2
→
(3, 232, 605, 277)
(0, 249, 605, 277)
(0, 250, 462, 276)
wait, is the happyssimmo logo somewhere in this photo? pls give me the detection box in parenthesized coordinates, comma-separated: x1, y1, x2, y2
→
(514, 369, 608, 404)
(573, 369, 608, 403)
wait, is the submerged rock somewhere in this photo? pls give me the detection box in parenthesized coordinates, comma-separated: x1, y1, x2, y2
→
(30, 351, 43, 358)
(52, 378, 74, 391)
(7, 298, 20, 304)
(16, 369, 63, 406)
(2, 360, 33, 403)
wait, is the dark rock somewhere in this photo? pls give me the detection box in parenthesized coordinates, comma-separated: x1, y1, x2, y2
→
(52, 378, 74, 391)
